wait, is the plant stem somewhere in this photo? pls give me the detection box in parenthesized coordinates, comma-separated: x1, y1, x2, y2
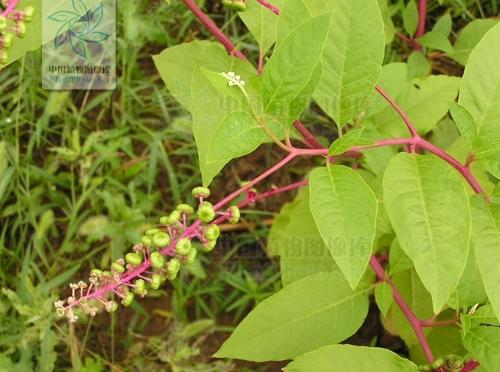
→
(375, 85, 419, 137)
(416, 0, 427, 38)
(293, 120, 324, 149)
(255, 0, 280, 15)
(181, 0, 247, 60)
(2, 0, 19, 16)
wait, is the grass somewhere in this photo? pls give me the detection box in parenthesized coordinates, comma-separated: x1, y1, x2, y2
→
(0, 0, 498, 370)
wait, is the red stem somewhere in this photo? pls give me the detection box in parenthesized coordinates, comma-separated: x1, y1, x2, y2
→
(255, 0, 280, 15)
(2, 0, 19, 16)
(293, 120, 324, 149)
(416, 0, 427, 38)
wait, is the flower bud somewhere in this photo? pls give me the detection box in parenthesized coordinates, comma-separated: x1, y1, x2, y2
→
(176, 203, 194, 215)
(431, 358, 445, 369)
(150, 274, 162, 289)
(90, 268, 103, 277)
(222, 0, 247, 11)
(176, 238, 192, 255)
(192, 186, 210, 198)
(204, 224, 220, 241)
(125, 252, 142, 266)
(150, 251, 165, 269)
(152, 232, 171, 247)
(227, 206, 240, 224)
(0, 51, 9, 65)
(16, 22, 26, 38)
(197, 201, 215, 223)
(105, 301, 118, 313)
(111, 262, 125, 274)
(121, 292, 134, 306)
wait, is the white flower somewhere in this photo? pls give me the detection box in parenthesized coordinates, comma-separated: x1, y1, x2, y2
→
(54, 300, 65, 309)
(69, 283, 78, 290)
(222, 71, 246, 87)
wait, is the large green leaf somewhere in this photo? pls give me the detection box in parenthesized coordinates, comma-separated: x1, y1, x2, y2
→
(263, 10, 331, 126)
(238, 0, 284, 55)
(267, 189, 337, 286)
(450, 19, 498, 66)
(369, 75, 460, 136)
(470, 196, 500, 321)
(383, 153, 471, 312)
(458, 23, 500, 171)
(214, 271, 369, 361)
(285, 345, 418, 372)
(309, 166, 378, 289)
(462, 326, 500, 372)
(314, 0, 385, 127)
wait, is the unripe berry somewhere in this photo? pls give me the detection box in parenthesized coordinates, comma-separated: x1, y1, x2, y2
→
(2, 33, 13, 49)
(222, 0, 247, 11)
(176, 238, 192, 255)
(431, 358, 445, 369)
(197, 201, 215, 223)
(105, 301, 118, 313)
(227, 206, 240, 224)
(159, 215, 169, 225)
(111, 262, 125, 274)
(184, 247, 197, 265)
(167, 210, 181, 225)
(166, 258, 181, 277)
(121, 292, 134, 306)
(150, 274, 162, 289)
(125, 252, 142, 266)
(0, 51, 8, 65)
(23, 6, 35, 22)
(90, 269, 103, 277)
(150, 251, 165, 269)
(152, 232, 171, 247)
(192, 186, 210, 199)
(202, 239, 217, 253)
(146, 228, 160, 236)
(133, 279, 146, 295)
(176, 203, 194, 215)
(204, 224, 220, 240)
(17, 22, 26, 38)
(141, 235, 153, 247)
(0, 16, 6, 31)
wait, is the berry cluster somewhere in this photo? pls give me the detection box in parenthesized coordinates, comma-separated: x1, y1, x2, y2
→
(54, 186, 240, 323)
(0, 0, 34, 65)
(221, 0, 247, 11)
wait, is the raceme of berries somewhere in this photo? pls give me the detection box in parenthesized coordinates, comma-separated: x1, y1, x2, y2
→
(55, 186, 241, 323)
(0, 1, 34, 66)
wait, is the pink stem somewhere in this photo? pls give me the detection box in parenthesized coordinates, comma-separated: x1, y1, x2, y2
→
(293, 120, 324, 149)
(182, 0, 247, 60)
(255, 0, 280, 15)
(416, 0, 427, 38)
(2, 0, 19, 16)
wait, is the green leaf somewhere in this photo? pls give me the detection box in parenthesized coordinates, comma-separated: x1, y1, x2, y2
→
(462, 326, 500, 371)
(328, 128, 365, 156)
(416, 31, 454, 54)
(450, 19, 498, 66)
(458, 23, 500, 170)
(214, 271, 369, 361)
(449, 102, 477, 150)
(407, 52, 431, 80)
(267, 189, 337, 286)
(263, 11, 332, 126)
(239, 0, 284, 54)
(309, 165, 378, 289)
(389, 239, 413, 275)
(432, 14, 452, 37)
(470, 195, 500, 321)
(285, 344, 418, 372)
(402, 0, 418, 36)
(377, 0, 396, 44)
(370, 75, 460, 136)
(375, 282, 393, 317)
(314, 0, 385, 127)
(383, 153, 471, 313)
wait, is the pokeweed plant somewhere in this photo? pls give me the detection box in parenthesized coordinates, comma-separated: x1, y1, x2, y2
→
(0, 0, 34, 65)
(57, 0, 500, 371)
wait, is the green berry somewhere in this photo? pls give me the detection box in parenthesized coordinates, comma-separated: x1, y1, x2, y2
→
(192, 186, 210, 198)
(125, 252, 142, 266)
(202, 239, 217, 253)
(167, 210, 182, 225)
(134, 279, 146, 295)
(197, 201, 215, 223)
(0, 16, 6, 32)
(111, 262, 125, 274)
(176, 203, 194, 215)
(176, 238, 192, 255)
(150, 274, 162, 289)
(150, 251, 165, 269)
(146, 228, 160, 236)
(141, 235, 153, 247)
(17, 22, 26, 38)
(159, 215, 169, 225)
(166, 258, 181, 277)
(23, 6, 35, 22)
(184, 247, 198, 265)
(106, 301, 118, 313)
(227, 206, 240, 224)
(204, 224, 220, 240)
(222, 0, 247, 11)
(153, 232, 171, 247)
(431, 358, 445, 369)
(121, 292, 134, 306)
(3, 33, 13, 49)
(0, 52, 7, 65)
(90, 269, 103, 277)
